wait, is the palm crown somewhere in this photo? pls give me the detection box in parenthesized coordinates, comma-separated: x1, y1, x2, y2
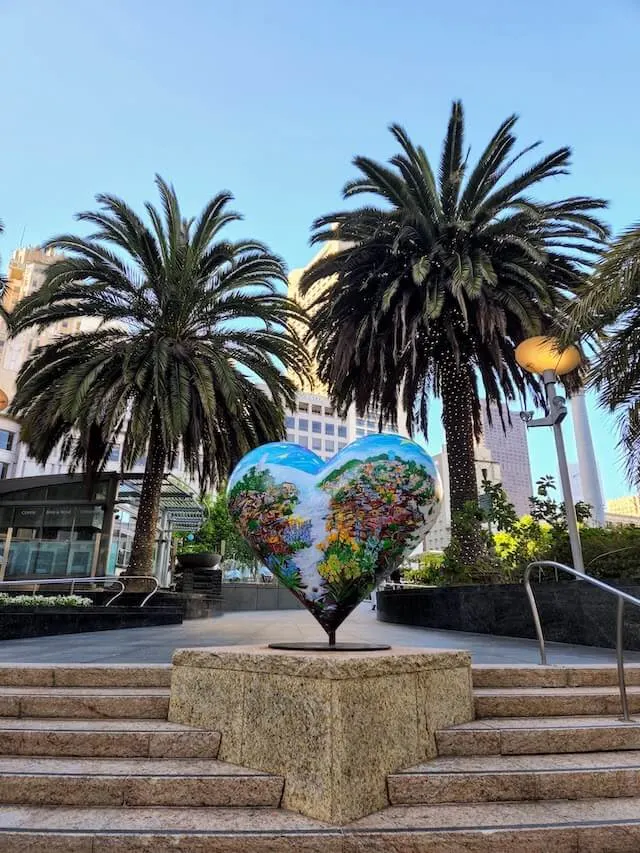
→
(300, 102, 608, 560)
(567, 223, 640, 484)
(10, 177, 309, 573)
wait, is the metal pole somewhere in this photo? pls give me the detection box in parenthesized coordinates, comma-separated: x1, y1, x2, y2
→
(542, 371, 584, 574)
(616, 598, 631, 721)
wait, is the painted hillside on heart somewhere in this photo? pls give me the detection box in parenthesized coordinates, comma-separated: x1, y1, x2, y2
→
(227, 435, 442, 635)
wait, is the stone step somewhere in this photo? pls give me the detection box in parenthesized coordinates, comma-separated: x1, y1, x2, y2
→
(475, 685, 640, 717)
(473, 664, 640, 689)
(0, 687, 170, 719)
(0, 805, 339, 852)
(2, 799, 640, 852)
(0, 718, 220, 758)
(0, 756, 284, 807)
(437, 715, 640, 756)
(349, 796, 640, 852)
(0, 665, 172, 689)
(388, 750, 640, 804)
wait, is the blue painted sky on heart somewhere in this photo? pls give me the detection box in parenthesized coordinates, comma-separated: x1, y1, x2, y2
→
(2, 0, 638, 500)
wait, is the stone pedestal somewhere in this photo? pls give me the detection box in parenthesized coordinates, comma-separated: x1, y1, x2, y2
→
(169, 646, 473, 823)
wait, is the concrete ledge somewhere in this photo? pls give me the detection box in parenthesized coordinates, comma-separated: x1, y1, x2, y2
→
(169, 645, 473, 824)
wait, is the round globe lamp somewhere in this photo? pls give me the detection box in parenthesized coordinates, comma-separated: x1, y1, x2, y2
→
(515, 336, 581, 377)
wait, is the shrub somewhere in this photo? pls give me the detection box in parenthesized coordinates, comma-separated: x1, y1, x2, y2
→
(0, 593, 93, 608)
(403, 553, 445, 585)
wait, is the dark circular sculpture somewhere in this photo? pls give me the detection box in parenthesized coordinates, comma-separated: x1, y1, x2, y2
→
(269, 642, 391, 652)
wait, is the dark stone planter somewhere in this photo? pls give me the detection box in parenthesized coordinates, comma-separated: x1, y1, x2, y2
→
(220, 582, 305, 612)
(377, 581, 640, 650)
(176, 552, 221, 569)
(0, 606, 183, 641)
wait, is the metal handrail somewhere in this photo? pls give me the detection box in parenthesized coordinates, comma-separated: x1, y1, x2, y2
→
(525, 560, 640, 721)
(0, 575, 159, 608)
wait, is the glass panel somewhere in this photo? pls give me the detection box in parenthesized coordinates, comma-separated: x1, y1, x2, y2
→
(298, 419, 308, 432)
(324, 407, 334, 416)
(0, 461, 8, 479)
(312, 437, 322, 450)
(2, 487, 47, 501)
(325, 440, 335, 452)
(325, 423, 334, 435)
(312, 421, 321, 433)
(311, 405, 321, 414)
(0, 429, 14, 451)
(356, 428, 365, 437)
(338, 442, 347, 450)
(298, 403, 308, 413)
(285, 416, 295, 428)
(298, 436, 308, 448)
(337, 425, 347, 438)
(286, 431, 295, 442)
(4, 536, 96, 578)
(46, 483, 85, 501)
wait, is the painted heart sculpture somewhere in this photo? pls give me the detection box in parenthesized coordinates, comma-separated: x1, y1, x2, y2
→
(227, 434, 442, 637)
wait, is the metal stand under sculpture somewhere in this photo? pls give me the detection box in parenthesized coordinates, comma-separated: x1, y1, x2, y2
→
(227, 434, 442, 649)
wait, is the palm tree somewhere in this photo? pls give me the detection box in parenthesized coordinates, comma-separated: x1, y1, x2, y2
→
(9, 177, 309, 575)
(566, 224, 640, 485)
(300, 102, 607, 563)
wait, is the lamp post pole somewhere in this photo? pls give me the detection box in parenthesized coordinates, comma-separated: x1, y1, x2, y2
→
(524, 369, 585, 574)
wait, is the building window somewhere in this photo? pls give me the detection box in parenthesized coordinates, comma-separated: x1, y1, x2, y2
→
(298, 402, 308, 413)
(0, 430, 15, 451)
(108, 446, 121, 462)
(299, 436, 308, 448)
(356, 418, 365, 428)
(325, 440, 335, 452)
(287, 431, 296, 442)
(312, 437, 322, 450)
(0, 462, 8, 479)
(338, 425, 347, 438)
(298, 419, 308, 432)
(324, 406, 334, 416)
(338, 442, 347, 451)
(367, 420, 375, 430)
(285, 416, 295, 428)
(312, 421, 321, 433)
(311, 404, 322, 415)
(356, 428, 365, 437)
(325, 423, 334, 435)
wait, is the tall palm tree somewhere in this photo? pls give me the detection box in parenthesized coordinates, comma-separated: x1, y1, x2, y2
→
(300, 102, 607, 563)
(566, 223, 640, 485)
(9, 177, 309, 575)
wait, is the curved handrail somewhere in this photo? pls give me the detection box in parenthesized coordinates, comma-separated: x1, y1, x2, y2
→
(525, 560, 640, 721)
(0, 575, 160, 608)
(0, 577, 125, 607)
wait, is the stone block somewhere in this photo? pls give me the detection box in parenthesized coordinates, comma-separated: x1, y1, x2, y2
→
(169, 645, 473, 823)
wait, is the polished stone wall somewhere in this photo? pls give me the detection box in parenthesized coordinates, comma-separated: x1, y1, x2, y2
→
(377, 582, 640, 649)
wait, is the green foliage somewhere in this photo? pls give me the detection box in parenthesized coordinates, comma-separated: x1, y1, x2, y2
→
(8, 177, 310, 574)
(442, 501, 501, 584)
(565, 223, 640, 487)
(176, 491, 254, 562)
(528, 476, 592, 530)
(481, 477, 518, 532)
(544, 524, 640, 581)
(0, 593, 93, 608)
(300, 100, 608, 563)
(403, 553, 444, 585)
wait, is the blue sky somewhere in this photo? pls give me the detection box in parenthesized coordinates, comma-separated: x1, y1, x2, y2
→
(1, 0, 639, 499)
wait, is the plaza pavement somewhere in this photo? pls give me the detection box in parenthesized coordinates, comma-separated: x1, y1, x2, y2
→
(0, 603, 637, 665)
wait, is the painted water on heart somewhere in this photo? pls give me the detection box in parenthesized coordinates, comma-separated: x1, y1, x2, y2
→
(227, 434, 442, 635)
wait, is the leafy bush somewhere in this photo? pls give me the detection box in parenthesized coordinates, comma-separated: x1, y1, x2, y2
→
(0, 593, 93, 608)
(541, 525, 640, 581)
(403, 553, 445, 585)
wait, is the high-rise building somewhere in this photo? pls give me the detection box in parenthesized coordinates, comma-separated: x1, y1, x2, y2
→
(607, 496, 640, 518)
(422, 437, 503, 551)
(480, 404, 533, 517)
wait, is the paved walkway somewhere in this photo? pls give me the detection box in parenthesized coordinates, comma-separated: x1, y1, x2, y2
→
(0, 604, 637, 665)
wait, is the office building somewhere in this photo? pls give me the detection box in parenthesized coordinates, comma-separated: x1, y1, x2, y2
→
(480, 404, 533, 517)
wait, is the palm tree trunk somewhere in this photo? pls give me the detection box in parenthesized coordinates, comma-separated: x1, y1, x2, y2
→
(125, 417, 166, 577)
(440, 359, 482, 563)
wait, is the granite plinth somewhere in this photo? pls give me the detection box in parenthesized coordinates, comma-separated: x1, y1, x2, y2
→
(169, 645, 473, 824)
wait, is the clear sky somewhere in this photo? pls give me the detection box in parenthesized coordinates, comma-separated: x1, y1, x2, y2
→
(1, 0, 639, 500)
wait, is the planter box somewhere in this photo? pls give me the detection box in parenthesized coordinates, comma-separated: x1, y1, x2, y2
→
(377, 581, 640, 650)
(220, 582, 304, 612)
(0, 606, 182, 641)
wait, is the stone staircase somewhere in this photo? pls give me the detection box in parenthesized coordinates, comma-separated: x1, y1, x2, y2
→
(2, 663, 640, 850)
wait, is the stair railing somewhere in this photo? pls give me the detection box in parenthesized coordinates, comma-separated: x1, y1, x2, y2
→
(0, 575, 159, 607)
(525, 560, 640, 721)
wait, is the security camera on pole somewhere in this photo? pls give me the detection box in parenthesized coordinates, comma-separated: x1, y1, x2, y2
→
(515, 336, 585, 574)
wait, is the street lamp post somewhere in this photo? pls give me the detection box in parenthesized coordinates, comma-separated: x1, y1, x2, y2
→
(515, 336, 585, 574)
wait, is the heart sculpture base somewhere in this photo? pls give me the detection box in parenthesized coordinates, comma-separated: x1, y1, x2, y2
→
(269, 641, 391, 652)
